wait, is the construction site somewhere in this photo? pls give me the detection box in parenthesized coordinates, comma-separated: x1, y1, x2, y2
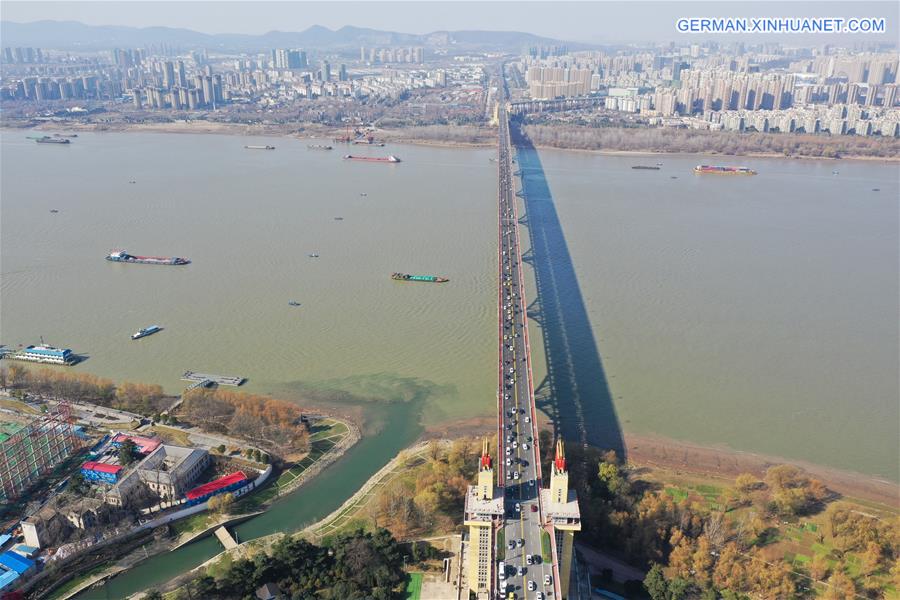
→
(0, 403, 82, 502)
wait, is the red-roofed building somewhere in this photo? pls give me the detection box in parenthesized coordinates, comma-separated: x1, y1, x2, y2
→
(110, 434, 161, 455)
(81, 461, 123, 484)
(185, 471, 249, 505)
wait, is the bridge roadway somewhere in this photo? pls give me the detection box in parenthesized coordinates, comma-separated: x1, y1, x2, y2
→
(494, 102, 560, 600)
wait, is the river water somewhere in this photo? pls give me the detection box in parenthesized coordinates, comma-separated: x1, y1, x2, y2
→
(1, 131, 897, 596)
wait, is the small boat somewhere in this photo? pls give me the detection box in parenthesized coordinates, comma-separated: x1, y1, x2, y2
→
(832, 170, 839, 175)
(132, 325, 162, 340)
(872, 188, 880, 192)
(245, 145, 275, 150)
(670, 176, 678, 179)
(632, 165, 660, 170)
(288, 301, 301, 307)
(308, 144, 333, 150)
(334, 217, 344, 221)
(50, 209, 59, 213)
(656, 162, 663, 166)
(308, 253, 320, 258)
(359, 193, 367, 197)
(129, 180, 136, 184)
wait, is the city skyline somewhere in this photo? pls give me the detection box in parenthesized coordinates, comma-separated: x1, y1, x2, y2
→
(3, 1, 898, 45)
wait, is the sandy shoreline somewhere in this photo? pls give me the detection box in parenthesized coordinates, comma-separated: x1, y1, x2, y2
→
(7, 120, 899, 161)
(622, 432, 898, 509)
(424, 418, 898, 509)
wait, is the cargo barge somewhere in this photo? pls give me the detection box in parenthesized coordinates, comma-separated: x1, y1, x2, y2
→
(245, 145, 275, 150)
(307, 144, 333, 150)
(632, 165, 660, 170)
(132, 325, 162, 340)
(106, 250, 190, 265)
(392, 273, 449, 283)
(693, 165, 757, 175)
(344, 155, 401, 163)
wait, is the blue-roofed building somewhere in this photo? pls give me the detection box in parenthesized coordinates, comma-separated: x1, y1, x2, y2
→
(0, 534, 11, 549)
(0, 550, 35, 575)
(6, 344, 75, 365)
(0, 568, 19, 591)
(12, 544, 38, 558)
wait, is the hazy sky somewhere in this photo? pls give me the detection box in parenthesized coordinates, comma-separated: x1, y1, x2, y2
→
(3, 1, 898, 44)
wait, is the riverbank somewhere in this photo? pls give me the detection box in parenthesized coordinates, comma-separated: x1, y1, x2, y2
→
(43, 416, 359, 600)
(423, 417, 898, 510)
(132, 440, 443, 598)
(622, 431, 899, 510)
(6, 118, 899, 161)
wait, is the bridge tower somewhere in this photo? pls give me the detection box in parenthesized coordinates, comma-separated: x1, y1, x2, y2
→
(464, 439, 503, 597)
(543, 440, 581, 598)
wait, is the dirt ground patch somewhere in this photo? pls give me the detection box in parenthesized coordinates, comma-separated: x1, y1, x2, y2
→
(624, 432, 898, 509)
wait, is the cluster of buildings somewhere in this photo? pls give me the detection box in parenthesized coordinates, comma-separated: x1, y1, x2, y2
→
(21, 432, 253, 550)
(359, 46, 425, 64)
(525, 65, 597, 100)
(0, 44, 477, 112)
(0, 538, 37, 592)
(516, 45, 899, 137)
(2, 47, 44, 64)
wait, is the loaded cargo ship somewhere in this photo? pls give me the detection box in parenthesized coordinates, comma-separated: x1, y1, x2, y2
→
(36, 137, 70, 144)
(307, 144, 333, 150)
(392, 273, 449, 283)
(693, 165, 757, 175)
(344, 155, 401, 163)
(132, 325, 162, 340)
(106, 250, 190, 265)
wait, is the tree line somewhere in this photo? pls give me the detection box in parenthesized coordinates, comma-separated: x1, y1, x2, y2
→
(0, 365, 168, 414)
(170, 529, 407, 600)
(548, 436, 899, 599)
(180, 388, 310, 454)
(521, 122, 900, 158)
(374, 438, 480, 539)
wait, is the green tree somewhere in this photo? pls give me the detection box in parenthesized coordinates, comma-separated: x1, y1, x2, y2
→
(644, 563, 668, 600)
(118, 439, 138, 465)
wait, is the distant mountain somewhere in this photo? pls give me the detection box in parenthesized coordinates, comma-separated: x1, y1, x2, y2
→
(0, 20, 584, 52)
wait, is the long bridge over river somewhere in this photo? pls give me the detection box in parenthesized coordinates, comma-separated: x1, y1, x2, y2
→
(464, 71, 582, 600)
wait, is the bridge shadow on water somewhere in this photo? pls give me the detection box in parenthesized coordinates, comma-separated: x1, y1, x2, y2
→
(510, 118, 626, 460)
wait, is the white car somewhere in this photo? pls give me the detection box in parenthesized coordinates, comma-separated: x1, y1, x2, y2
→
(528, 580, 536, 591)
(525, 416, 531, 423)
(536, 593, 544, 600)
(522, 443, 529, 451)
(506, 458, 512, 466)
(513, 471, 520, 480)
(544, 574, 552, 586)
(512, 441, 518, 448)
